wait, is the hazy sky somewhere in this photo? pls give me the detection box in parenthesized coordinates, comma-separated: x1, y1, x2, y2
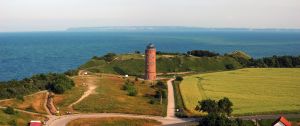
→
(0, 0, 300, 32)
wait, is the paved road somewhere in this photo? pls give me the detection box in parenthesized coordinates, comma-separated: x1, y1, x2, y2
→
(236, 114, 300, 120)
(46, 113, 194, 126)
(167, 78, 176, 118)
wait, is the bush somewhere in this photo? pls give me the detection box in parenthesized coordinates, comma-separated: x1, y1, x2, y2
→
(4, 107, 16, 115)
(16, 95, 24, 101)
(149, 99, 155, 104)
(225, 64, 235, 70)
(175, 76, 183, 81)
(102, 53, 117, 62)
(123, 81, 138, 96)
(64, 69, 79, 76)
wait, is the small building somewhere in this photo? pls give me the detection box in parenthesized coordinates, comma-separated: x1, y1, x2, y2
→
(29, 120, 42, 126)
(272, 116, 291, 126)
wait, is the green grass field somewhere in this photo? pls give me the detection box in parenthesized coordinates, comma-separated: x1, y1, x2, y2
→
(53, 76, 87, 113)
(66, 117, 161, 126)
(79, 54, 241, 76)
(180, 68, 300, 115)
(73, 75, 167, 116)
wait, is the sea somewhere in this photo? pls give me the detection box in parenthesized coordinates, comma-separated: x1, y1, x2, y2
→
(0, 30, 300, 81)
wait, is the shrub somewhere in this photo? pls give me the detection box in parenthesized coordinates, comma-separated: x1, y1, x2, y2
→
(175, 76, 183, 81)
(64, 69, 79, 76)
(4, 107, 16, 115)
(102, 53, 117, 62)
(149, 99, 155, 104)
(123, 81, 138, 96)
(225, 64, 235, 70)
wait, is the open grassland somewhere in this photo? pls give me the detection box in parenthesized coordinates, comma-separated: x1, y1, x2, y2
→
(66, 117, 161, 126)
(0, 110, 46, 126)
(79, 54, 241, 76)
(73, 74, 167, 116)
(0, 91, 48, 114)
(53, 76, 87, 113)
(180, 68, 300, 115)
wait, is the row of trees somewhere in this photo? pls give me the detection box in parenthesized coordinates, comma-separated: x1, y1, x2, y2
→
(187, 50, 220, 57)
(0, 73, 74, 99)
(92, 53, 117, 62)
(233, 55, 300, 68)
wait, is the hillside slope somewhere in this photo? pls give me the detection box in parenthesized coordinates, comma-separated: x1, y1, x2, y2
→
(79, 54, 242, 76)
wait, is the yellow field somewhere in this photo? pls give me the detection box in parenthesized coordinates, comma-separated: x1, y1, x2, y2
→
(180, 68, 300, 115)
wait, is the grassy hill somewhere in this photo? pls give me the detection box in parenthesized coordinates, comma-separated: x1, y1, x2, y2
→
(179, 68, 300, 116)
(72, 74, 167, 116)
(79, 54, 242, 76)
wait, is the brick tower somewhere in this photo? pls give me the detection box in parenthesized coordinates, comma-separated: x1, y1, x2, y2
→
(145, 43, 156, 80)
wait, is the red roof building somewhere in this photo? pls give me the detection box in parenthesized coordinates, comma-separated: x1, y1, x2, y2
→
(29, 120, 42, 126)
(272, 116, 291, 126)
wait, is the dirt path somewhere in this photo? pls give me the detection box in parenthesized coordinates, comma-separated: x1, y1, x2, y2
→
(43, 92, 52, 115)
(68, 75, 97, 108)
(167, 78, 176, 118)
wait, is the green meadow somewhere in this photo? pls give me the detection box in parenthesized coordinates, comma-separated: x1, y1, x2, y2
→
(180, 68, 300, 115)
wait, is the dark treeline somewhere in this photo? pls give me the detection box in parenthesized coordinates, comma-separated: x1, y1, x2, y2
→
(0, 73, 74, 99)
(187, 50, 220, 57)
(234, 55, 300, 68)
(156, 51, 186, 55)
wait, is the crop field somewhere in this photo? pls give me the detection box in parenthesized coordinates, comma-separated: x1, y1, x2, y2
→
(73, 75, 167, 116)
(180, 68, 300, 115)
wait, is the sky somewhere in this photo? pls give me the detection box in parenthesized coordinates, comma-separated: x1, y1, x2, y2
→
(0, 0, 300, 32)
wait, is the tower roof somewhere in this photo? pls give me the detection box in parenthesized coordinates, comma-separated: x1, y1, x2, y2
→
(147, 43, 155, 49)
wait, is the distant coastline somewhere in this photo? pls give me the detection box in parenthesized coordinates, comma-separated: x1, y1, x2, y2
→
(66, 26, 300, 32)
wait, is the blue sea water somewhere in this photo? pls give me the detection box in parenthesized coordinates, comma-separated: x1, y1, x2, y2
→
(0, 30, 300, 81)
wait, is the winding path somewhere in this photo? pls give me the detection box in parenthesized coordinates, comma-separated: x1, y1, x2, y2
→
(68, 75, 97, 108)
(45, 78, 193, 126)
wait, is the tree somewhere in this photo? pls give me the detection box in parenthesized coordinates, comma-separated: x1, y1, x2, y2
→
(198, 99, 219, 114)
(225, 64, 235, 70)
(4, 107, 16, 115)
(102, 53, 117, 62)
(197, 98, 246, 126)
(155, 81, 167, 104)
(218, 97, 233, 116)
(175, 76, 183, 81)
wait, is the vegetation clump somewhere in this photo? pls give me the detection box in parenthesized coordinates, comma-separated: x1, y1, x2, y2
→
(175, 76, 183, 81)
(154, 81, 167, 104)
(0, 73, 75, 99)
(122, 80, 138, 96)
(93, 53, 117, 62)
(187, 50, 220, 57)
(4, 107, 17, 115)
(64, 69, 79, 76)
(197, 98, 249, 126)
